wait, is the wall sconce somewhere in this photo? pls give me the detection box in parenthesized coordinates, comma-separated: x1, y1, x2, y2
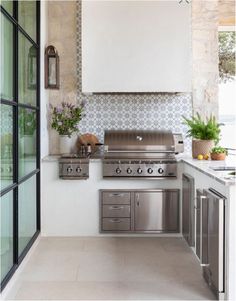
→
(28, 45, 37, 89)
(45, 45, 60, 89)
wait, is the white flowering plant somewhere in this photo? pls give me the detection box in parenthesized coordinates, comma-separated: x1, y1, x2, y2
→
(50, 102, 85, 137)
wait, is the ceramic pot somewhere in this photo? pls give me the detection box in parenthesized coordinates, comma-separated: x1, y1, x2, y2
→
(210, 153, 226, 161)
(192, 139, 214, 159)
(59, 135, 72, 154)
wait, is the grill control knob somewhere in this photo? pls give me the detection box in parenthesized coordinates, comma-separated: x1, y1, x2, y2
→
(147, 168, 153, 174)
(127, 168, 132, 174)
(76, 167, 82, 173)
(158, 168, 164, 174)
(116, 167, 122, 174)
(67, 166, 73, 173)
(137, 168, 142, 174)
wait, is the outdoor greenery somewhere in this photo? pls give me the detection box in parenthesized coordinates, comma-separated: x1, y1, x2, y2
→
(183, 113, 221, 143)
(211, 146, 228, 155)
(219, 31, 235, 83)
(50, 102, 84, 137)
(19, 108, 36, 136)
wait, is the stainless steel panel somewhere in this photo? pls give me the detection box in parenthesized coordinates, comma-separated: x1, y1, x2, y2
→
(104, 130, 175, 153)
(182, 174, 195, 246)
(102, 192, 131, 205)
(103, 160, 177, 178)
(173, 133, 184, 154)
(203, 189, 225, 297)
(102, 218, 131, 231)
(195, 189, 202, 260)
(201, 193, 208, 266)
(102, 205, 130, 218)
(134, 191, 179, 232)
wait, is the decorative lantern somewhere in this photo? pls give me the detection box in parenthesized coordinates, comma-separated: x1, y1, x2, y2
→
(45, 45, 59, 89)
(28, 45, 37, 89)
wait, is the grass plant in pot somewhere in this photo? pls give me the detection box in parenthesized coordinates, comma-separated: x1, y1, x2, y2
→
(183, 113, 221, 159)
(210, 146, 228, 161)
(50, 102, 84, 154)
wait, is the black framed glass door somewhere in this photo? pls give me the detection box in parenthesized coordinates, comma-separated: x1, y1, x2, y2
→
(0, 0, 40, 290)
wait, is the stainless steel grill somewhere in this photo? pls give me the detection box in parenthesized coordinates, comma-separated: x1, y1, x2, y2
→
(103, 130, 184, 179)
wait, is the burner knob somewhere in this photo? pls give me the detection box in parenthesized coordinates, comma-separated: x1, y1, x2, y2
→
(158, 168, 164, 174)
(67, 166, 73, 173)
(116, 167, 122, 174)
(76, 167, 82, 173)
(147, 168, 153, 174)
(127, 167, 132, 174)
(137, 168, 142, 174)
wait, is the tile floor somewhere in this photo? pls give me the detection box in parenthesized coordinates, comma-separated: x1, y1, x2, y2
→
(4, 237, 215, 300)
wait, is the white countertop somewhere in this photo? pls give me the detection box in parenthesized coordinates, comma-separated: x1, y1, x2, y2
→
(178, 155, 236, 186)
(42, 154, 236, 186)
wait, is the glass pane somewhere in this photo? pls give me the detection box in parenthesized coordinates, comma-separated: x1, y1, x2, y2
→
(0, 191, 14, 282)
(0, 105, 13, 191)
(19, 108, 37, 179)
(18, 1, 36, 42)
(0, 13, 13, 101)
(18, 175, 37, 256)
(0, 1, 13, 15)
(18, 33, 37, 106)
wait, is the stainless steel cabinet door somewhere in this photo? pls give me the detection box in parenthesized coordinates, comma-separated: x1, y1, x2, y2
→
(182, 174, 195, 246)
(134, 191, 179, 232)
(203, 189, 225, 295)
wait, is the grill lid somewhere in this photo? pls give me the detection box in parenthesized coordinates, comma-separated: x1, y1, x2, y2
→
(104, 130, 175, 153)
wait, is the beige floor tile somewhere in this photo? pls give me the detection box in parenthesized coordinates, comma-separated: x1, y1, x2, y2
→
(21, 250, 79, 281)
(14, 281, 129, 300)
(34, 237, 85, 254)
(76, 251, 125, 281)
(3, 237, 216, 300)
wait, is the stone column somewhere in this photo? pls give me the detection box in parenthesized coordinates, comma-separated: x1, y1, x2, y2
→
(192, 0, 219, 119)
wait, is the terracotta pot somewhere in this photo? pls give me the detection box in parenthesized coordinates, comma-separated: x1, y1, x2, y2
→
(210, 153, 226, 161)
(192, 139, 214, 159)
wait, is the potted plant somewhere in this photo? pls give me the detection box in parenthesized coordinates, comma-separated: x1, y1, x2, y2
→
(183, 113, 221, 158)
(210, 146, 228, 161)
(50, 102, 84, 154)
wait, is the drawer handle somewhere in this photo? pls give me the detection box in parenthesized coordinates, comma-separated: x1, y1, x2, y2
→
(110, 193, 124, 197)
(109, 206, 124, 210)
(109, 219, 122, 223)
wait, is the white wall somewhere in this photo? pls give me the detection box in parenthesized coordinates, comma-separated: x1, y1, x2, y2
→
(40, 0, 49, 159)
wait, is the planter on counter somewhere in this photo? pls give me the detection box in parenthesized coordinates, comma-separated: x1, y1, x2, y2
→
(59, 135, 72, 154)
(210, 152, 226, 161)
(192, 139, 214, 158)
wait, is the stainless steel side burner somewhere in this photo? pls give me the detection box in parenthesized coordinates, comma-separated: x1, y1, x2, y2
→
(59, 154, 89, 180)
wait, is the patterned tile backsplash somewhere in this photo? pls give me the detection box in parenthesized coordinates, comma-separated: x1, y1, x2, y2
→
(76, 1, 192, 152)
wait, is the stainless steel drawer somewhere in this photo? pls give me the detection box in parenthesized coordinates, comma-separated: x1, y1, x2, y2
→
(102, 192, 131, 205)
(102, 218, 131, 231)
(102, 205, 130, 218)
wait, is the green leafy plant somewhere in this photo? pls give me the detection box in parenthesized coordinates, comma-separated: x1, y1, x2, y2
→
(50, 102, 85, 137)
(183, 113, 221, 143)
(211, 146, 228, 155)
(219, 31, 235, 83)
(19, 108, 36, 136)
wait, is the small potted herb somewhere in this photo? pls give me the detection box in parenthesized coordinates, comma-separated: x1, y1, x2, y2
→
(210, 146, 228, 161)
(183, 113, 221, 158)
(50, 102, 84, 154)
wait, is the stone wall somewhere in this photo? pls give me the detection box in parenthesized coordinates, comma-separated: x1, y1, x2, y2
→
(47, 1, 78, 154)
(192, 0, 219, 119)
(219, 0, 235, 26)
